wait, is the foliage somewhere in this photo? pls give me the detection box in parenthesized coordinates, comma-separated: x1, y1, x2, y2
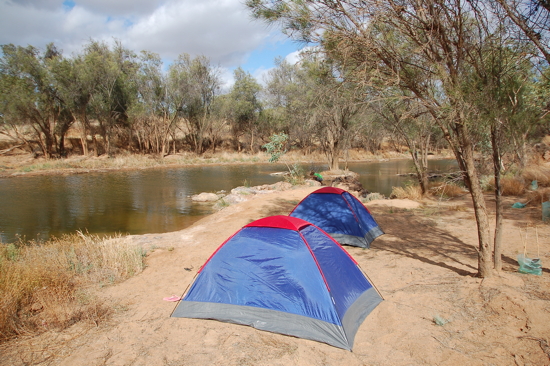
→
(284, 163, 306, 185)
(226, 67, 263, 152)
(263, 132, 288, 163)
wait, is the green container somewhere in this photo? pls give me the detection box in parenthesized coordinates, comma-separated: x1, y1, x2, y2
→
(518, 254, 542, 276)
(543, 201, 550, 222)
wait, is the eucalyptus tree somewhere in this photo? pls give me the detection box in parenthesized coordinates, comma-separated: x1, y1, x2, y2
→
(304, 56, 363, 171)
(130, 51, 177, 155)
(80, 40, 138, 157)
(169, 54, 221, 154)
(264, 55, 363, 168)
(0, 43, 72, 158)
(226, 67, 263, 152)
(248, 0, 550, 277)
(264, 57, 314, 150)
(489, 0, 550, 63)
(369, 92, 440, 195)
(459, 31, 543, 270)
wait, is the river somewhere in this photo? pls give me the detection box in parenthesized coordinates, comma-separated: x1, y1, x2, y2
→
(0, 159, 457, 243)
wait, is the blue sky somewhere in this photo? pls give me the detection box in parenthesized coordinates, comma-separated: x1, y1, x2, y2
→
(0, 0, 305, 87)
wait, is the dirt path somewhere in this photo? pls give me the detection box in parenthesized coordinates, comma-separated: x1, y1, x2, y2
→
(1, 187, 549, 366)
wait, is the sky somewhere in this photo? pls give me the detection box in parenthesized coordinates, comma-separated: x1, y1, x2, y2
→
(0, 0, 305, 88)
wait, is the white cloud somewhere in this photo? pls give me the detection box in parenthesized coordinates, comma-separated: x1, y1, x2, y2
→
(124, 0, 269, 66)
(0, 0, 275, 69)
(284, 50, 303, 65)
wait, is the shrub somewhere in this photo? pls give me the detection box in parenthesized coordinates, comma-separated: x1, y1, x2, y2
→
(362, 192, 386, 202)
(284, 164, 306, 186)
(521, 165, 550, 187)
(500, 177, 526, 196)
(0, 233, 146, 342)
(480, 176, 526, 196)
(429, 182, 466, 198)
(390, 185, 423, 200)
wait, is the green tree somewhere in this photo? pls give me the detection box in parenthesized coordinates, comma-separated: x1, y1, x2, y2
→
(169, 54, 221, 154)
(369, 92, 439, 195)
(227, 67, 263, 152)
(130, 51, 178, 156)
(78, 40, 138, 157)
(0, 43, 73, 158)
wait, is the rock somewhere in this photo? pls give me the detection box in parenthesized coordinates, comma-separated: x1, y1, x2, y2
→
(331, 175, 370, 197)
(253, 184, 276, 192)
(321, 170, 359, 180)
(305, 179, 322, 187)
(271, 181, 292, 191)
(220, 194, 248, 205)
(191, 192, 219, 202)
(231, 187, 256, 195)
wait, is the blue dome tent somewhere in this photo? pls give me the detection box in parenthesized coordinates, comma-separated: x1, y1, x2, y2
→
(171, 215, 383, 350)
(289, 187, 384, 248)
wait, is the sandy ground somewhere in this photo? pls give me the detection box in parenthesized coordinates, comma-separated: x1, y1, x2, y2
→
(1, 185, 549, 366)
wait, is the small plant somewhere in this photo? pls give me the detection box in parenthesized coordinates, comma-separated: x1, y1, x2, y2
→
(214, 198, 230, 210)
(285, 164, 306, 185)
(263, 133, 288, 164)
(263, 133, 301, 183)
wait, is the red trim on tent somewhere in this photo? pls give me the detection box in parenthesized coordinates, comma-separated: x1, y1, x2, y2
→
(200, 216, 310, 273)
(341, 193, 362, 226)
(298, 231, 331, 292)
(308, 223, 360, 266)
(245, 215, 311, 231)
(288, 187, 344, 216)
(314, 187, 345, 194)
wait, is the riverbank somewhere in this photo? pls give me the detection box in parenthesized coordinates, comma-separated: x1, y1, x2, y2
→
(0, 148, 452, 179)
(0, 184, 549, 365)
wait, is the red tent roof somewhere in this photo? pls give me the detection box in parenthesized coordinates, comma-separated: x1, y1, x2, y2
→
(313, 187, 345, 194)
(245, 215, 311, 231)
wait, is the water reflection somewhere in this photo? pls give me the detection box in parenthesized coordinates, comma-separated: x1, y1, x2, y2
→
(0, 159, 456, 243)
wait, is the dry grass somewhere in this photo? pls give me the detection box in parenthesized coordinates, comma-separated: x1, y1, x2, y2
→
(0, 232, 145, 342)
(501, 177, 527, 195)
(428, 182, 467, 198)
(481, 176, 527, 195)
(521, 164, 550, 187)
(390, 185, 423, 200)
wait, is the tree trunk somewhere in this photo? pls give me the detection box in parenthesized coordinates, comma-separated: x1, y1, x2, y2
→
(328, 141, 340, 171)
(458, 124, 493, 277)
(492, 125, 504, 271)
(411, 149, 429, 195)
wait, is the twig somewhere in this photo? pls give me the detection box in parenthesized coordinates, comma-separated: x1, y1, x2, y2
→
(519, 228, 526, 257)
(536, 226, 540, 258)
(0, 144, 24, 155)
